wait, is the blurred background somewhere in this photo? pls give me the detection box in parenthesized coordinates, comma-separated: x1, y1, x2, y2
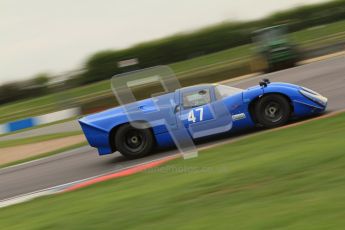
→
(0, 0, 344, 132)
(1, 1, 345, 228)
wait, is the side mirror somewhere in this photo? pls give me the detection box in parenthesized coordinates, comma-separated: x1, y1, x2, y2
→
(174, 105, 181, 113)
(259, 78, 270, 87)
(259, 81, 267, 87)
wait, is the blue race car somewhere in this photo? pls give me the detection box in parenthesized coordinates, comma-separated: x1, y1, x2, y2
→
(79, 79, 327, 159)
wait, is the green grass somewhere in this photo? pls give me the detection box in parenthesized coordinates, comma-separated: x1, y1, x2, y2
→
(170, 44, 253, 73)
(291, 20, 345, 48)
(1, 112, 345, 229)
(0, 131, 82, 148)
(1, 19, 345, 123)
(0, 141, 87, 169)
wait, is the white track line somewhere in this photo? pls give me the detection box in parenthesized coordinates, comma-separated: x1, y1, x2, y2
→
(0, 154, 179, 208)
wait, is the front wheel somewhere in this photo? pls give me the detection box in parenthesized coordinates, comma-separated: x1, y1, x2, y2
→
(255, 94, 291, 128)
(115, 124, 154, 159)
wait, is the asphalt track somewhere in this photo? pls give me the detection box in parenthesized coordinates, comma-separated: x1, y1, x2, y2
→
(0, 55, 344, 201)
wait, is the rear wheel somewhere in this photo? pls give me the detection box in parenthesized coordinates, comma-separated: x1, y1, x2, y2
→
(115, 124, 154, 159)
(255, 94, 291, 128)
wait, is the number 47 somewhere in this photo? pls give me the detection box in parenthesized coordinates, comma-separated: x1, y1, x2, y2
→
(188, 108, 204, 123)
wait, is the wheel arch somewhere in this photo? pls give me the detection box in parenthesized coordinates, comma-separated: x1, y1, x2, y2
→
(248, 92, 294, 125)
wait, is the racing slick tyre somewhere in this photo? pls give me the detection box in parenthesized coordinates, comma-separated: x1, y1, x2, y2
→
(115, 123, 154, 159)
(255, 94, 291, 128)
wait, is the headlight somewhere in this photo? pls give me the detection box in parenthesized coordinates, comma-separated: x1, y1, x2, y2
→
(299, 88, 328, 106)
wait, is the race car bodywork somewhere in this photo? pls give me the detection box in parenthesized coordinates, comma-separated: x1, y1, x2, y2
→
(79, 80, 327, 159)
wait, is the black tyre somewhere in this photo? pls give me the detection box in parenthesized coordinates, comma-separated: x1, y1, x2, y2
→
(255, 94, 291, 128)
(115, 123, 154, 159)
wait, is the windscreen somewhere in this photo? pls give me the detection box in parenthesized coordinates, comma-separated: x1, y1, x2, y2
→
(215, 85, 243, 100)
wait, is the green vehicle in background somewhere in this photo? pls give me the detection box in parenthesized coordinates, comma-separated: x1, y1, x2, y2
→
(252, 25, 299, 72)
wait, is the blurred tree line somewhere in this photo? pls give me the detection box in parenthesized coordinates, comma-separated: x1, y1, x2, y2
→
(81, 0, 345, 84)
(0, 73, 50, 104)
(1, 0, 344, 105)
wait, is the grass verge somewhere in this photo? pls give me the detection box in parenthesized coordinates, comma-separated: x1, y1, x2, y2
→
(0, 141, 87, 169)
(1, 112, 345, 229)
(0, 131, 82, 148)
